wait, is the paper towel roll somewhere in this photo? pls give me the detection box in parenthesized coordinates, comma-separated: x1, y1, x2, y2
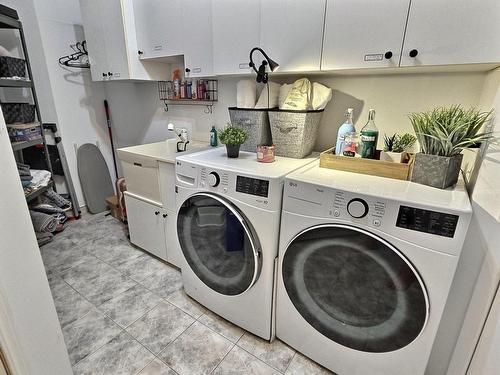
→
(237, 80, 257, 108)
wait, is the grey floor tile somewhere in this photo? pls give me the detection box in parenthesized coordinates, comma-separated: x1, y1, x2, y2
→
(285, 353, 333, 374)
(40, 244, 95, 274)
(159, 321, 233, 375)
(47, 273, 74, 300)
(117, 253, 167, 282)
(213, 346, 281, 375)
(62, 309, 122, 365)
(73, 331, 154, 375)
(138, 265, 183, 299)
(237, 333, 295, 373)
(94, 241, 144, 269)
(99, 284, 163, 328)
(62, 257, 138, 306)
(198, 310, 244, 343)
(54, 287, 94, 327)
(126, 301, 195, 354)
(137, 358, 177, 375)
(165, 289, 207, 319)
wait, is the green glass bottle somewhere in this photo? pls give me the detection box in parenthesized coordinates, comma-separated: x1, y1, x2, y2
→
(210, 125, 218, 147)
(360, 109, 379, 159)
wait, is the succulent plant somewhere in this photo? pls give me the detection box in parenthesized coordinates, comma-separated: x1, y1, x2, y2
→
(384, 134, 397, 152)
(393, 133, 417, 153)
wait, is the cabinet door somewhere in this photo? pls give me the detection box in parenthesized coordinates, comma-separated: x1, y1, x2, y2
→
(100, 0, 130, 79)
(212, 0, 260, 75)
(164, 209, 183, 268)
(80, 0, 109, 81)
(182, 0, 213, 78)
(260, 0, 325, 72)
(133, 0, 183, 59)
(322, 0, 410, 70)
(159, 162, 175, 211)
(401, 0, 500, 66)
(125, 193, 167, 260)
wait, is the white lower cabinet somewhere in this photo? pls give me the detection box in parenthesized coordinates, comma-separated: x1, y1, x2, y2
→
(125, 192, 168, 261)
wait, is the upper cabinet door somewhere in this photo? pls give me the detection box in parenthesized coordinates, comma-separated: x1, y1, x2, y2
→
(212, 0, 260, 75)
(401, 0, 500, 67)
(182, 0, 213, 77)
(80, 0, 109, 81)
(260, 0, 325, 72)
(322, 0, 410, 70)
(133, 0, 183, 59)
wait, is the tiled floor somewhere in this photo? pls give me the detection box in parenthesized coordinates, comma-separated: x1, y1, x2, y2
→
(40, 212, 332, 375)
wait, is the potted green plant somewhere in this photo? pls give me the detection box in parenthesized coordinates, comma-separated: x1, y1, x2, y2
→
(219, 124, 248, 158)
(381, 133, 417, 162)
(409, 105, 493, 189)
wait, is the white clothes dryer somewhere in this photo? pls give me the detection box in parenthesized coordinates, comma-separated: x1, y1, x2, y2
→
(175, 148, 316, 340)
(276, 161, 472, 374)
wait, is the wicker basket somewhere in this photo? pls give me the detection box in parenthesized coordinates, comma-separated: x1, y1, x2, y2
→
(268, 109, 323, 158)
(1, 102, 36, 124)
(228, 107, 272, 152)
(0, 56, 26, 78)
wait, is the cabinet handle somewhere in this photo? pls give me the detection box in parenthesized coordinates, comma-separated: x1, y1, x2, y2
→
(162, 213, 168, 218)
(154, 211, 160, 215)
(384, 51, 393, 59)
(138, 50, 144, 55)
(102, 72, 107, 78)
(108, 72, 113, 76)
(409, 49, 419, 58)
(185, 68, 190, 73)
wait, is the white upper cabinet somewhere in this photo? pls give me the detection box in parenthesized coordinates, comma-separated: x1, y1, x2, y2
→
(401, 0, 500, 67)
(260, 0, 325, 72)
(212, 0, 260, 75)
(133, 0, 183, 59)
(182, 0, 213, 77)
(100, 0, 129, 79)
(322, 0, 410, 70)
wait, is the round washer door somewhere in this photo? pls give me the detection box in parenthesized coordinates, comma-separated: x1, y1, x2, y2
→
(282, 224, 429, 353)
(177, 193, 262, 296)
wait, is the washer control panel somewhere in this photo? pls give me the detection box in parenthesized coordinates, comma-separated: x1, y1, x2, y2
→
(332, 189, 387, 228)
(347, 198, 369, 218)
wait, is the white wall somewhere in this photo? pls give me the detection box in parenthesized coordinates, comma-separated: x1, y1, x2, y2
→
(0, 111, 72, 374)
(105, 71, 486, 177)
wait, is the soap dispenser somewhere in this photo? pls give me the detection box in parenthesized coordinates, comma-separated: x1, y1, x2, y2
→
(335, 108, 355, 155)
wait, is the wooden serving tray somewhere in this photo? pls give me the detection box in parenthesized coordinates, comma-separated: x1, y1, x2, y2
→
(319, 148, 414, 181)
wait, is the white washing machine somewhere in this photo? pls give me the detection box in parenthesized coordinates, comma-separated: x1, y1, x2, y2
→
(175, 148, 317, 340)
(276, 161, 472, 375)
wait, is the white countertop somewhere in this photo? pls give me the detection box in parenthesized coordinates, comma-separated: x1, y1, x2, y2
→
(117, 140, 210, 164)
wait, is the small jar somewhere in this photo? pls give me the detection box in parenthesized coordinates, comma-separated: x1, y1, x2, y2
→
(342, 132, 359, 157)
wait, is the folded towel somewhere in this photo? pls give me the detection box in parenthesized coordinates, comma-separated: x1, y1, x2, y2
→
(311, 82, 333, 110)
(255, 82, 280, 109)
(43, 189, 71, 209)
(30, 169, 51, 189)
(236, 80, 257, 109)
(20, 175, 32, 181)
(22, 180, 32, 188)
(35, 231, 53, 246)
(53, 212, 67, 224)
(31, 203, 65, 214)
(17, 162, 31, 176)
(30, 210, 57, 233)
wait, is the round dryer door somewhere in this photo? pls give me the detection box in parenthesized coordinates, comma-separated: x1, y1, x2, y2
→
(177, 193, 262, 296)
(282, 224, 429, 353)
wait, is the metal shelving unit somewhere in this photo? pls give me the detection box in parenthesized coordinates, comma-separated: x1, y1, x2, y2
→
(0, 5, 80, 217)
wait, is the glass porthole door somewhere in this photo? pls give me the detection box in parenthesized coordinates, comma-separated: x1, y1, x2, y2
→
(177, 193, 262, 296)
(282, 224, 429, 353)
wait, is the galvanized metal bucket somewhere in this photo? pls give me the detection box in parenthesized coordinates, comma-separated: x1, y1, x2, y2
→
(268, 109, 323, 158)
(410, 153, 463, 189)
(228, 107, 272, 152)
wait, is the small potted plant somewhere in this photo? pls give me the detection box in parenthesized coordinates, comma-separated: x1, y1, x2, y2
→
(219, 124, 248, 158)
(381, 133, 417, 162)
(409, 105, 493, 189)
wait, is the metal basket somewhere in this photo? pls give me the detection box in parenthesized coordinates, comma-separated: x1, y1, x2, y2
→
(228, 107, 272, 152)
(0, 56, 26, 78)
(268, 109, 324, 158)
(1, 102, 36, 124)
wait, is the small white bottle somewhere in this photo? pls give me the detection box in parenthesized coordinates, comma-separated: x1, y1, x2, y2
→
(335, 108, 356, 155)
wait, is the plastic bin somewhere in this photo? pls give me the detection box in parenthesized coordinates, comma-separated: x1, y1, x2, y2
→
(0, 56, 26, 78)
(7, 123, 41, 142)
(228, 107, 272, 152)
(268, 109, 324, 158)
(1, 102, 36, 124)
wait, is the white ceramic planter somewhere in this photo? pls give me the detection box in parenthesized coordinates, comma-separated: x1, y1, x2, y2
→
(380, 151, 404, 163)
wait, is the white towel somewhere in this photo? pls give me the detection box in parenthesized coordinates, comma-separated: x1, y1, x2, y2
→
(311, 82, 333, 110)
(255, 82, 280, 109)
(236, 80, 257, 108)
